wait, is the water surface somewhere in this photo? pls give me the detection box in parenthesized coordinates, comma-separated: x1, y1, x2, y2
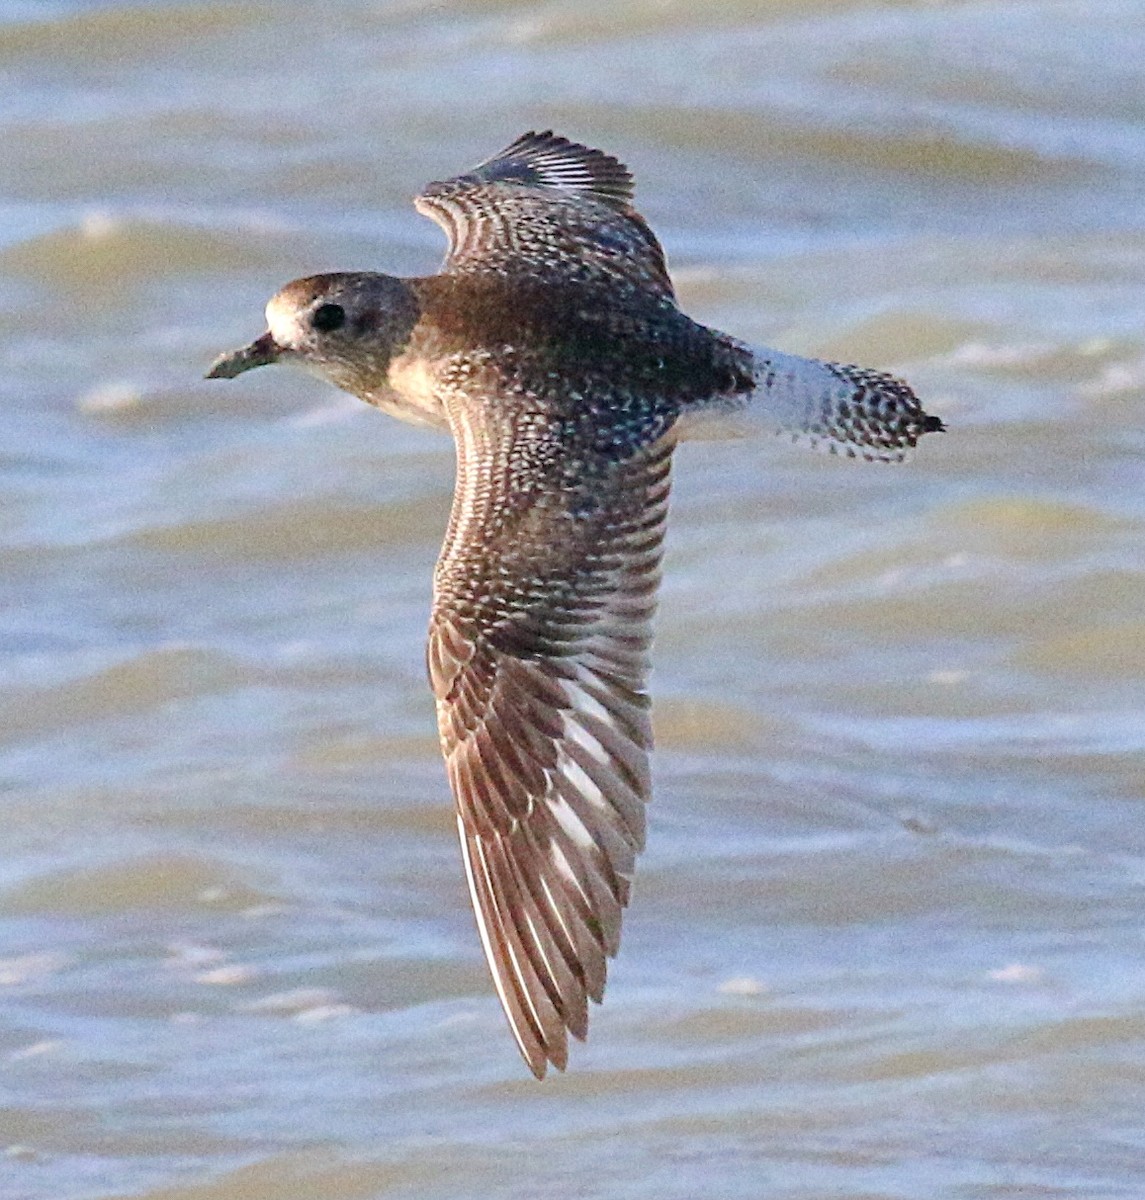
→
(2, 1, 1144, 1197)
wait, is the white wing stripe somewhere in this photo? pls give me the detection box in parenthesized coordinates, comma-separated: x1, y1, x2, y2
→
(546, 790, 598, 851)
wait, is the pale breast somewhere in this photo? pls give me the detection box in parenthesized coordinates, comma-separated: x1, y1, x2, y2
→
(375, 349, 450, 430)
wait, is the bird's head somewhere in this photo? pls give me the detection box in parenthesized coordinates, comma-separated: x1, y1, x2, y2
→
(206, 272, 420, 400)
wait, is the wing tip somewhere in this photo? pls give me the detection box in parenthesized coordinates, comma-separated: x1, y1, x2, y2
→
(517, 1020, 570, 1081)
(460, 129, 636, 209)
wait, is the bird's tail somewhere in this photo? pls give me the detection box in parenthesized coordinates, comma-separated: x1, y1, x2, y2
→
(676, 339, 943, 462)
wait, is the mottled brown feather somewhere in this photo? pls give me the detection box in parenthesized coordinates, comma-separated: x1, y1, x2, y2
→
(415, 131, 675, 298)
(429, 380, 672, 1076)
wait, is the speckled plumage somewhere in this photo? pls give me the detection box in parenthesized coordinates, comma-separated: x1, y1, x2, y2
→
(207, 132, 943, 1078)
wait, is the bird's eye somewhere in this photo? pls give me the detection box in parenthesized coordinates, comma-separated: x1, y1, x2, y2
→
(312, 303, 346, 333)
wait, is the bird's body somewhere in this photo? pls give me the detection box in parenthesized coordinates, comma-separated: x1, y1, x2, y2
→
(208, 132, 942, 1078)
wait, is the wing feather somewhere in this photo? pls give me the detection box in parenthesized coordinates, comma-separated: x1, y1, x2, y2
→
(414, 131, 674, 296)
(429, 405, 671, 1076)
(460, 131, 635, 208)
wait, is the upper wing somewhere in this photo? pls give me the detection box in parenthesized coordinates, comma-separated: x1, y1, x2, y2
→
(414, 131, 674, 297)
(427, 375, 673, 1078)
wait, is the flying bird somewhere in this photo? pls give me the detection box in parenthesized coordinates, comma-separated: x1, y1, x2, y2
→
(208, 132, 943, 1077)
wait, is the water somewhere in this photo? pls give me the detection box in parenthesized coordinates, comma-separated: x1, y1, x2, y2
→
(2, 0, 1144, 1196)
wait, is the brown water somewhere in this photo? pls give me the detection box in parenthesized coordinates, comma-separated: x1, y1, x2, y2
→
(2, 1, 1145, 1197)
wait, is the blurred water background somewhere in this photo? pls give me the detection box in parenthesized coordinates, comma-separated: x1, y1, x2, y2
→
(2, 0, 1145, 1196)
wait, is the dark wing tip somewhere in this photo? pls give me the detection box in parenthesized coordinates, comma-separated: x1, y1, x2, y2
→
(923, 413, 946, 433)
(461, 130, 635, 209)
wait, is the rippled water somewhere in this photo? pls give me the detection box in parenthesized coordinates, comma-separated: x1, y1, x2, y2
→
(3, 1, 1145, 1197)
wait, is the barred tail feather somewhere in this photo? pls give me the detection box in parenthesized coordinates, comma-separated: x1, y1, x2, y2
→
(677, 341, 943, 462)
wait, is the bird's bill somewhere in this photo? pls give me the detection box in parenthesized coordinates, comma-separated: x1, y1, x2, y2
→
(205, 331, 281, 379)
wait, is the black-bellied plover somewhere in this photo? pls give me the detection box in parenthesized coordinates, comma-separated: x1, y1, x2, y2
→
(208, 132, 943, 1078)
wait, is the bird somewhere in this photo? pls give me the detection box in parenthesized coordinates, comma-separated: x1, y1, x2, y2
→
(207, 131, 943, 1078)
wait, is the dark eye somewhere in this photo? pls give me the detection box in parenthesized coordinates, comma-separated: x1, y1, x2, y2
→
(312, 302, 346, 333)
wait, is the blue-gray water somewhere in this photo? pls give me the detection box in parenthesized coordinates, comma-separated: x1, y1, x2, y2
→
(2, 1, 1145, 1197)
